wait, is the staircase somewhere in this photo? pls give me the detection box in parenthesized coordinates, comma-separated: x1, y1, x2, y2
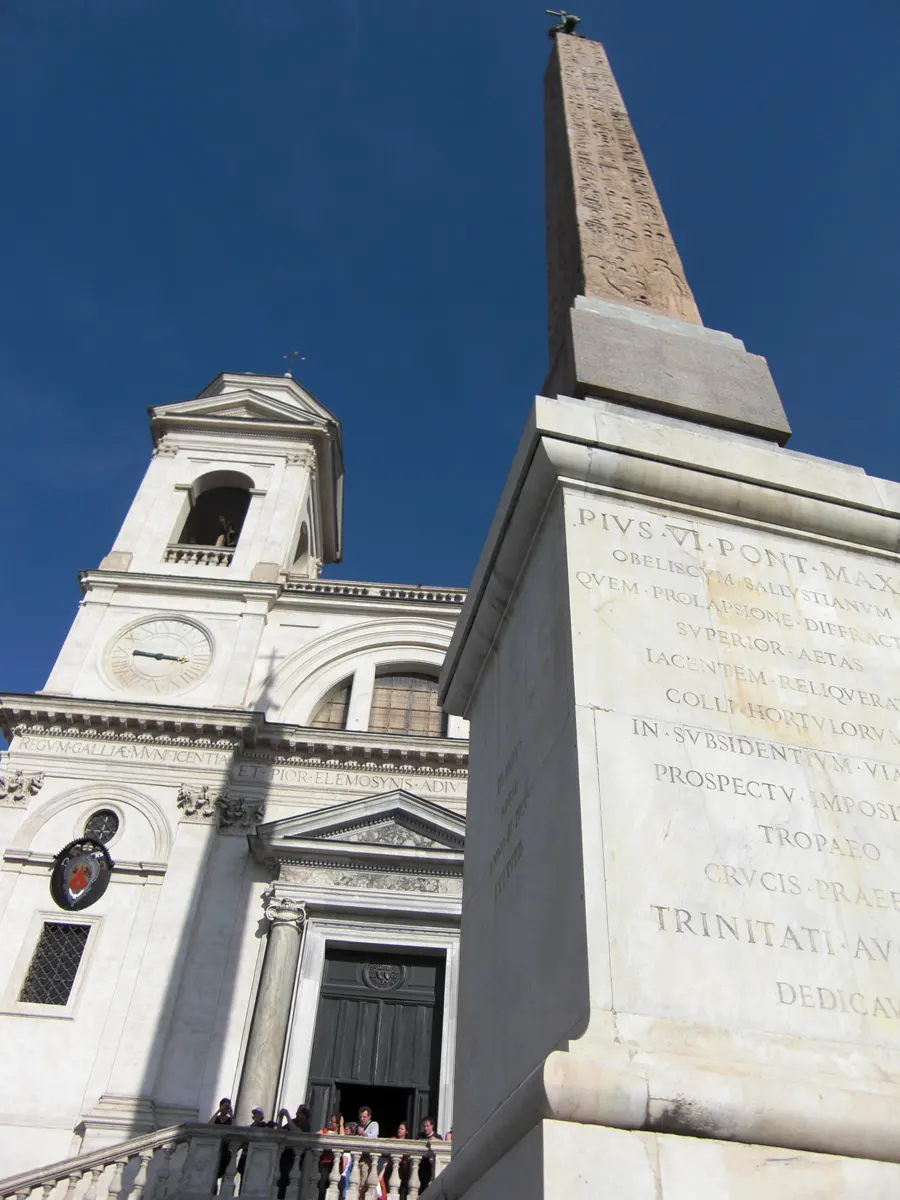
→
(0, 1126, 450, 1200)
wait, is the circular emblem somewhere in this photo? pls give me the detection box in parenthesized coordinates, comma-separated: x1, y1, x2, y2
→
(105, 617, 213, 696)
(50, 838, 114, 911)
(363, 962, 404, 991)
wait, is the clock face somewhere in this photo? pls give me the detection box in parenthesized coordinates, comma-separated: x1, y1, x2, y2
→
(107, 618, 213, 695)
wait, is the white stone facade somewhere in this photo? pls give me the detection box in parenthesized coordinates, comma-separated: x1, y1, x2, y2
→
(0, 374, 468, 1178)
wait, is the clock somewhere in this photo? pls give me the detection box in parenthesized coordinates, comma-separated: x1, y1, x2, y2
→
(106, 617, 213, 695)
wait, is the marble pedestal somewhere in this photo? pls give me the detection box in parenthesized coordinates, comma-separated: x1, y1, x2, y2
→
(436, 394, 900, 1197)
(447, 1120, 900, 1200)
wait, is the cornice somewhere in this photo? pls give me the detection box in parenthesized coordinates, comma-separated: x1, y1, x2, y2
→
(0, 694, 469, 773)
(152, 432, 320, 457)
(258, 838, 464, 876)
(152, 417, 327, 442)
(78, 570, 282, 601)
(284, 579, 467, 606)
(78, 570, 466, 611)
(3, 849, 167, 878)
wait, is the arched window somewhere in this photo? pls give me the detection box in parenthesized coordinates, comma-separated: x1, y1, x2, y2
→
(369, 672, 445, 737)
(310, 678, 352, 729)
(175, 471, 253, 549)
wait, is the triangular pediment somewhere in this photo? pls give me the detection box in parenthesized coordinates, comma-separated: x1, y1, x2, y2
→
(256, 790, 465, 853)
(151, 382, 336, 431)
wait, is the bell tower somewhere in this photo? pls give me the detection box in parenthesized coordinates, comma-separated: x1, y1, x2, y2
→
(43, 372, 343, 707)
(101, 372, 342, 581)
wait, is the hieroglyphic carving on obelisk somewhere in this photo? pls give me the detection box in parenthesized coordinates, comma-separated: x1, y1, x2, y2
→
(545, 33, 702, 365)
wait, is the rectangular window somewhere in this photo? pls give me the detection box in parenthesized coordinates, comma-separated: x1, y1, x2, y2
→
(18, 923, 90, 1006)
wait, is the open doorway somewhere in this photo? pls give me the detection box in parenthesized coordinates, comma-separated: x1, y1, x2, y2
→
(336, 1084, 413, 1137)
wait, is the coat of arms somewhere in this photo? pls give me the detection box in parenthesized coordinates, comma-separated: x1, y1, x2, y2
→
(50, 838, 114, 911)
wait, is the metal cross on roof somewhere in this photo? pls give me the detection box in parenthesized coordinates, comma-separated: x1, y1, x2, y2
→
(282, 350, 306, 378)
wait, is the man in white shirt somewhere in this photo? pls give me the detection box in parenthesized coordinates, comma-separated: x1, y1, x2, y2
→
(358, 1106, 379, 1137)
(358, 1105, 381, 1193)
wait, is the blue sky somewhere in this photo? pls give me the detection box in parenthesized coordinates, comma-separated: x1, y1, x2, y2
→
(2, 0, 898, 697)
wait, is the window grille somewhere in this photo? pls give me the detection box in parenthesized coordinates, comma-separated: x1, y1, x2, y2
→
(84, 809, 119, 844)
(310, 679, 352, 730)
(19, 923, 90, 1006)
(369, 672, 444, 737)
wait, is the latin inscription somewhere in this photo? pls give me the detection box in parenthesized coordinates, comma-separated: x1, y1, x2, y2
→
(13, 738, 466, 796)
(16, 737, 232, 767)
(233, 764, 466, 796)
(569, 495, 900, 1039)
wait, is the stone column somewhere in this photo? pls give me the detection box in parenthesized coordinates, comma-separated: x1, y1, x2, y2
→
(235, 892, 306, 1123)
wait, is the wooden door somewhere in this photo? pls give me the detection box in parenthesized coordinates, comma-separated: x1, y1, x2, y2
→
(305, 948, 445, 1132)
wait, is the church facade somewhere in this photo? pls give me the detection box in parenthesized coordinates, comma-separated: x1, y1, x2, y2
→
(0, 373, 468, 1178)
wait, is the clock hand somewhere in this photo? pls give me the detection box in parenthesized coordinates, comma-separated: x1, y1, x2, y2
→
(132, 650, 188, 663)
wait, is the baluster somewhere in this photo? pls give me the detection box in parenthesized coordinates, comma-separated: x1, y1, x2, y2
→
(345, 1154, 360, 1200)
(386, 1155, 401, 1200)
(357, 1158, 370, 1200)
(433, 1150, 448, 1179)
(61, 1173, 82, 1200)
(269, 1137, 287, 1200)
(106, 1159, 128, 1200)
(356, 1157, 369, 1200)
(367, 1158, 381, 1200)
(324, 1151, 342, 1200)
(306, 1143, 325, 1200)
(39, 1182, 55, 1200)
(405, 1155, 421, 1200)
(218, 1142, 241, 1200)
(129, 1153, 153, 1200)
(150, 1143, 176, 1200)
(167, 1138, 189, 1200)
(83, 1167, 104, 1200)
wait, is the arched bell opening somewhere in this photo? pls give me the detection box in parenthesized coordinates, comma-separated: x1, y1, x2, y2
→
(175, 470, 254, 549)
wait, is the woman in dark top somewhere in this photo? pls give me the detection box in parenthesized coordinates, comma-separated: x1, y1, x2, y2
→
(209, 1098, 233, 1192)
(209, 1098, 233, 1125)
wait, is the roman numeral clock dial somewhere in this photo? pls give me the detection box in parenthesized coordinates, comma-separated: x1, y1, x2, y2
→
(106, 618, 213, 695)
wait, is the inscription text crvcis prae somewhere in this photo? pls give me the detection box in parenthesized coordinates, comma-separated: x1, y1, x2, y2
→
(572, 498, 900, 1032)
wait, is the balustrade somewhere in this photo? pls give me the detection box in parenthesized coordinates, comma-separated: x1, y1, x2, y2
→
(164, 545, 235, 566)
(0, 1126, 450, 1200)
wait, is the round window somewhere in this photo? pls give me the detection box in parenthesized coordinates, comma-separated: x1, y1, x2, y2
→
(83, 809, 120, 845)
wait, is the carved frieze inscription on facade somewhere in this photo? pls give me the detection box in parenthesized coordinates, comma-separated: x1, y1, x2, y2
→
(232, 764, 466, 798)
(8, 742, 466, 800)
(551, 36, 701, 332)
(14, 739, 234, 769)
(567, 491, 900, 1045)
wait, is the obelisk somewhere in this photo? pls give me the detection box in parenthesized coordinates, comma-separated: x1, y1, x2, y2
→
(543, 33, 790, 443)
(434, 25, 900, 1200)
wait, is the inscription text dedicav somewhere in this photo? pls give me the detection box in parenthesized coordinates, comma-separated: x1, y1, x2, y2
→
(567, 492, 900, 1044)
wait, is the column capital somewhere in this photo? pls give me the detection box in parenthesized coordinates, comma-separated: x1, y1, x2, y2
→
(262, 889, 306, 933)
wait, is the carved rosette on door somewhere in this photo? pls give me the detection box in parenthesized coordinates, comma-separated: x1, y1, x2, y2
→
(363, 962, 405, 991)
